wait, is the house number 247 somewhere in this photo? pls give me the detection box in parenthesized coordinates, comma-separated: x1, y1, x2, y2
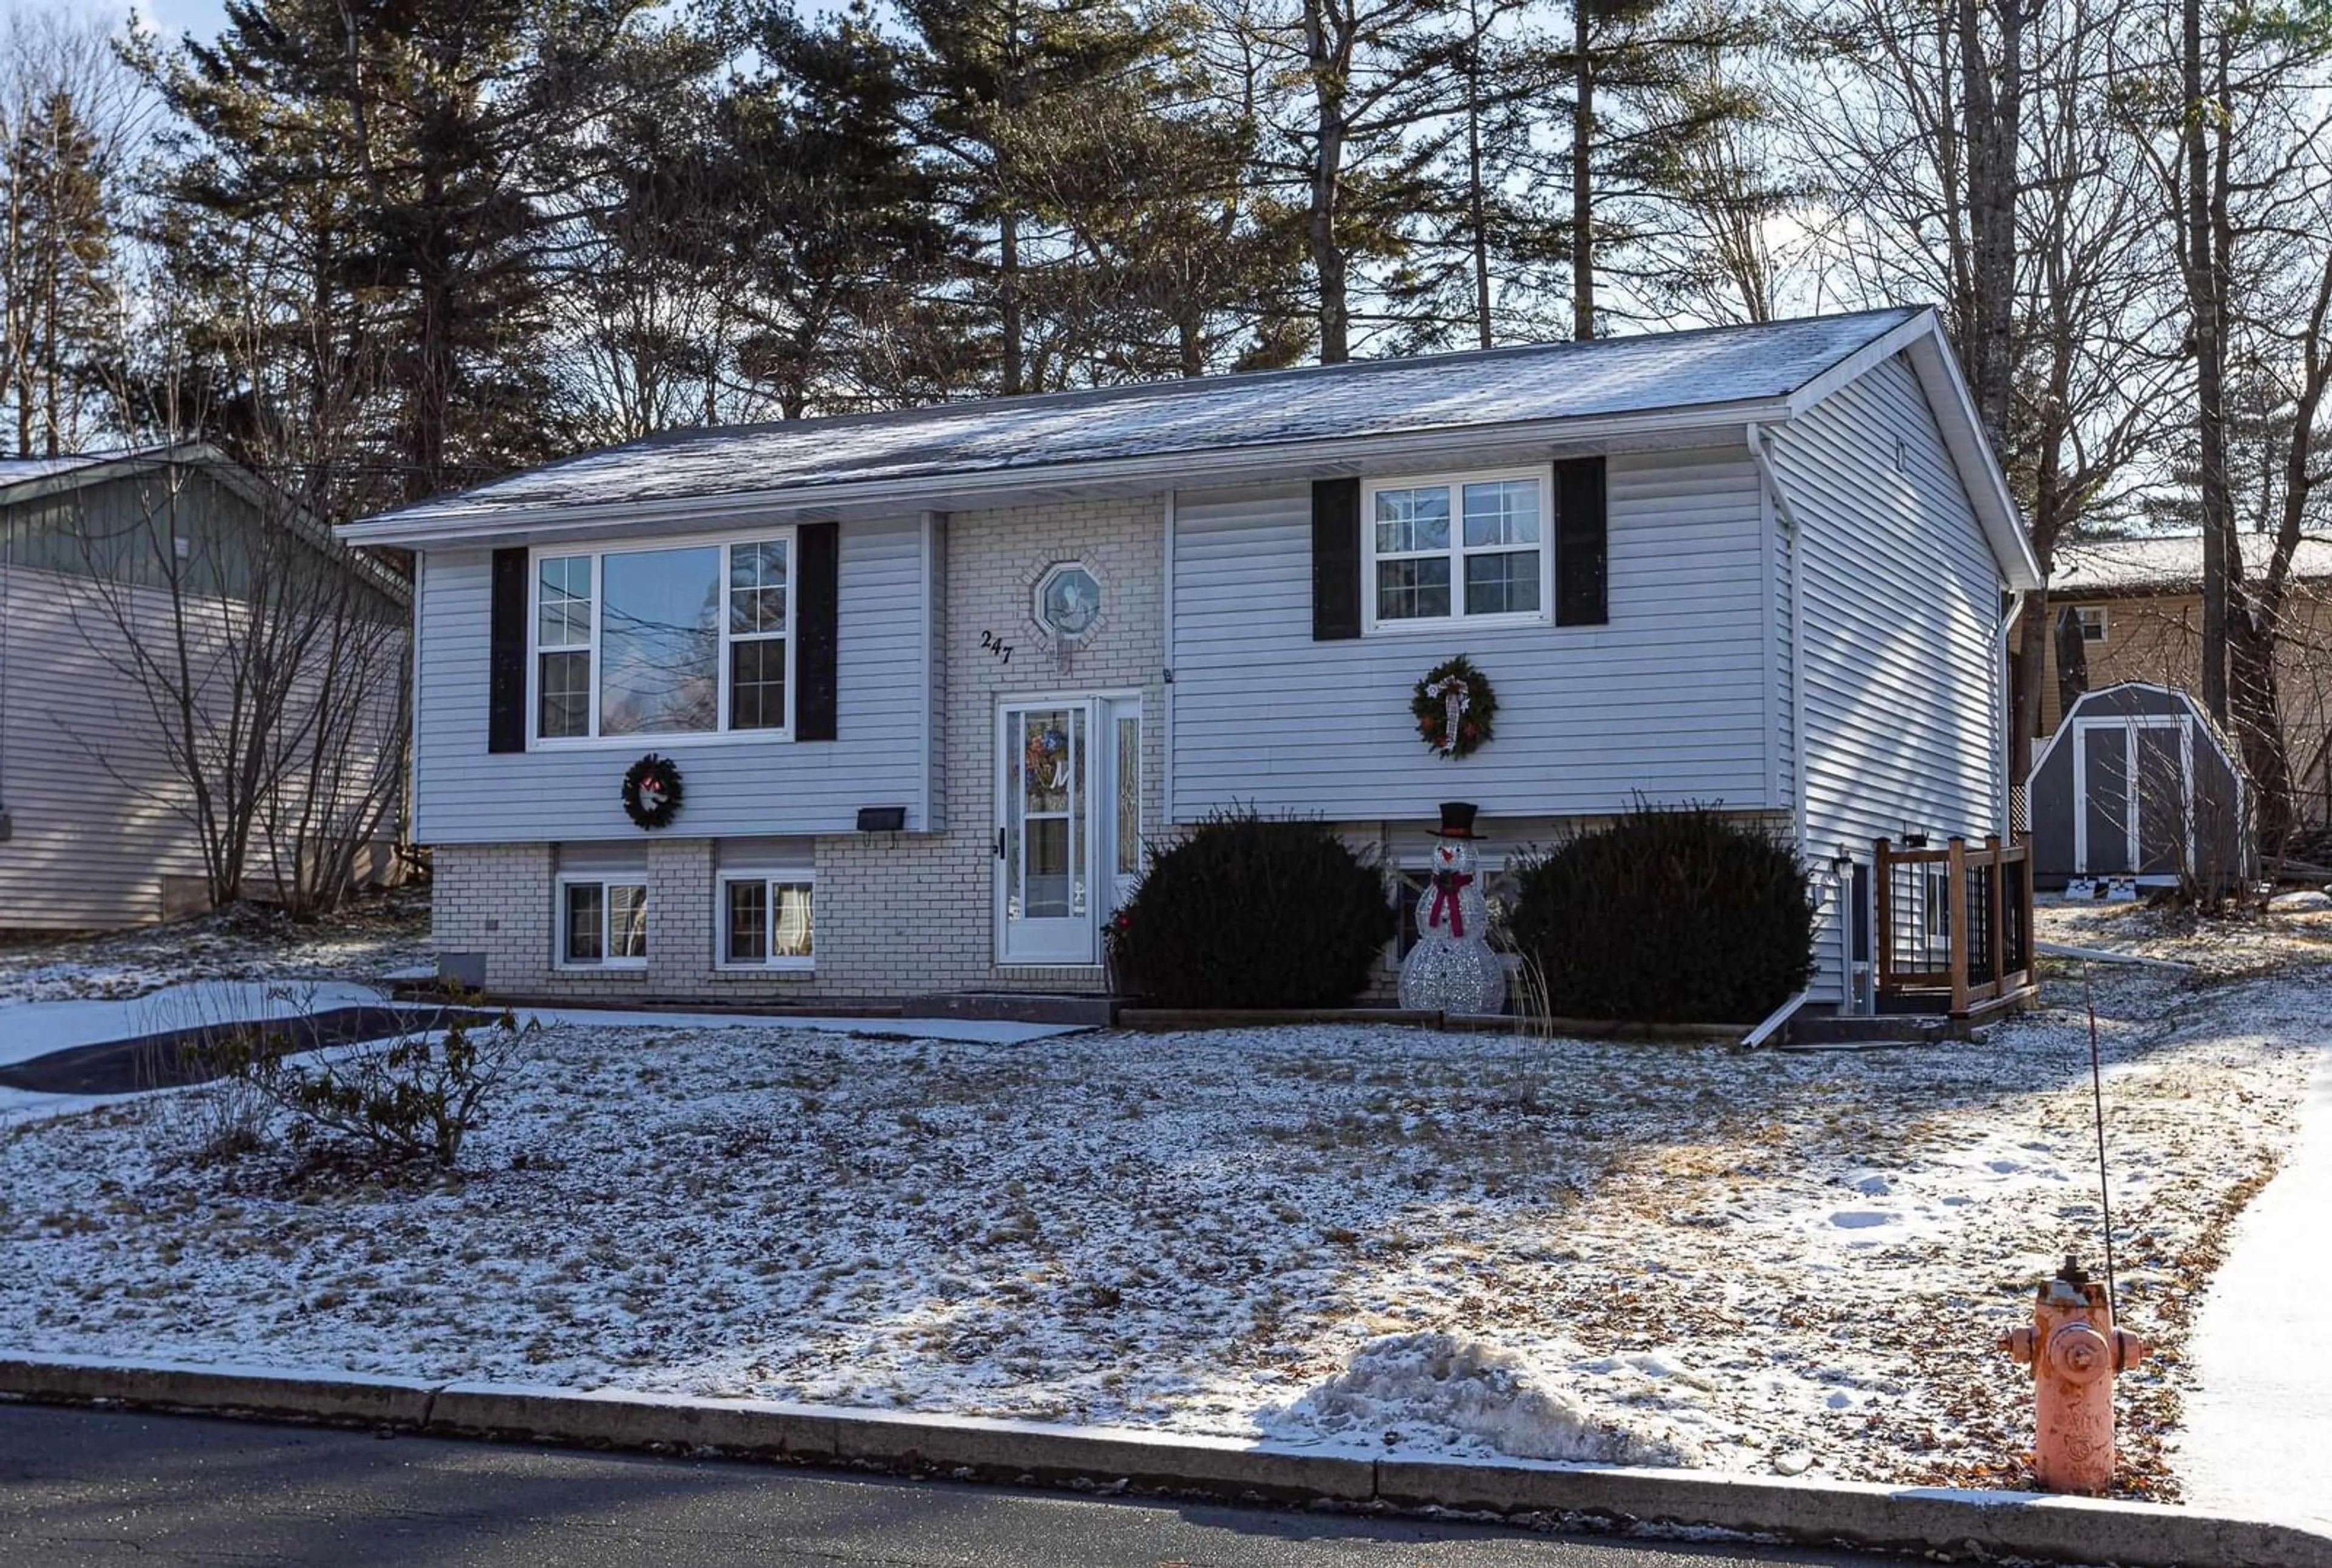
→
(980, 630, 1014, 665)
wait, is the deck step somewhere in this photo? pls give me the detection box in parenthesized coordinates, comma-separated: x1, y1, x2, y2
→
(1785, 1014, 1953, 1046)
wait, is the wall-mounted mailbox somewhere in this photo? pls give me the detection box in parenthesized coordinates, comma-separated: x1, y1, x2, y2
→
(856, 806, 907, 833)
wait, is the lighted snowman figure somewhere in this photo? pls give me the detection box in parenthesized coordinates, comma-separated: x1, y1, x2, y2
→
(1397, 801, 1505, 1015)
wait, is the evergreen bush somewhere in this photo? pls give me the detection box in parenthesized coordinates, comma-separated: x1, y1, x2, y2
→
(1507, 805, 1815, 1024)
(1113, 808, 1396, 1007)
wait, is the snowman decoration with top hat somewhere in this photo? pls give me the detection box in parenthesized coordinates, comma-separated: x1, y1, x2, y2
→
(1397, 802, 1505, 1015)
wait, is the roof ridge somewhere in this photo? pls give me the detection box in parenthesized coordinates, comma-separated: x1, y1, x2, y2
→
(595, 307, 1931, 454)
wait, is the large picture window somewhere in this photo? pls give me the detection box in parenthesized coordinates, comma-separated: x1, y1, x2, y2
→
(1363, 468, 1552, 632)
(559, 877, 647, 969)
(531, 532, 793, 743)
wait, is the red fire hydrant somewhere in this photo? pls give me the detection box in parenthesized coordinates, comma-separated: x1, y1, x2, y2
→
(1999, 1256, 2150, 1493)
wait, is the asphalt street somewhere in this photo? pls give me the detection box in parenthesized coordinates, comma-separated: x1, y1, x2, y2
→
(0, 1402, 1905, 1568)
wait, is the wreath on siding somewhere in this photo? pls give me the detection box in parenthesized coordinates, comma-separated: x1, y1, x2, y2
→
(1412, 654, 1497, 760)
(621, 753, 685, 830)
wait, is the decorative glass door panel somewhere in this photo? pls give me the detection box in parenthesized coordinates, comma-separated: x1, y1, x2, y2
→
(1106, 700, 1142, 912)
(1000, 702, 1090, 963)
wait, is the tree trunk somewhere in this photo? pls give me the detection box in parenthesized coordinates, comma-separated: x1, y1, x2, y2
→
(1466, 0, 1491, 350)
(2185, 0, 2231, 721)
(1303, 0, 1350, 364)
(1000, 208, 1023, 395)
(1956, 0, 2018, 450)
(1571, 2, 1593, 341)
(2230, 612, 2291, 850)
(2011, 590, 2050, 782)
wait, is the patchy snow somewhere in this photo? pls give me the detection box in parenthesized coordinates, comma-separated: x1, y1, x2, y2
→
(2176, 1038, 2332, 1530)
(0, 908, 2319, 1498)
(0, 891, 432, 1006)
(1261, 1331, 1700, 1466)
(2037, 895, 2332, 980)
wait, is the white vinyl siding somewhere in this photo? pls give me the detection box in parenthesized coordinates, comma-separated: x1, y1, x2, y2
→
(412, 516, 928, 843)
(1769, 352, 2007, 1003)
(1169, 446, 1775, 821)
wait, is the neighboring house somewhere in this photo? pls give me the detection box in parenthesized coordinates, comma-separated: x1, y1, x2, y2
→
(342, 305, 2041, 1015)
(0, 446, 409, 931)
(2042, 534, 2332, 827)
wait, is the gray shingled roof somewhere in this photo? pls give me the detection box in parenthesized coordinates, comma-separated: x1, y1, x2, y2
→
(0, 451, 132, 491)
(356, 307, 1926, 531)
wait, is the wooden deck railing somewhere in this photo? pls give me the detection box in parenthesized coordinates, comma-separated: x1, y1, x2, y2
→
(1873, 834, 2035, 1018)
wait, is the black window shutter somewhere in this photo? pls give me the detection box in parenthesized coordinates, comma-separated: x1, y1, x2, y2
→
(1555, 456, 1608, 627)
(487, 547, 528, 754)
(796, 522, 839, 741)
(1311, 477, 1362, 640)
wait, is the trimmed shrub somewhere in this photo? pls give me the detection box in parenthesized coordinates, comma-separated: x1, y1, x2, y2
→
(1507, 805, 1816, 1024)
(1113, 808, 1396, 1007)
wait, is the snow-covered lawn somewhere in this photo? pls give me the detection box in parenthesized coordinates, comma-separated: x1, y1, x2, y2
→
(0, 904, 2322, 1500)
(0, 889, 432, 1006)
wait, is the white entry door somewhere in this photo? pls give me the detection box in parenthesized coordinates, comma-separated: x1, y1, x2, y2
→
(997, 696, 1140, 966)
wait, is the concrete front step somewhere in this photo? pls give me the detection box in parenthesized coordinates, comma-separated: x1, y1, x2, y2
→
(902, 992, 1120, 1026)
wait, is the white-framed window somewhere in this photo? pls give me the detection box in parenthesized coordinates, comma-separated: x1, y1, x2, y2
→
(717, 874, 814, 970)
(1363, 466, 1553, 632)
(2076, 606, 2108, 643)
(558, 876, 648, 969)
(530, 530, 795, 745)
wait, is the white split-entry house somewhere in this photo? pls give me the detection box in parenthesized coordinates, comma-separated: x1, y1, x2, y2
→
(339, 306, 2042, 1014)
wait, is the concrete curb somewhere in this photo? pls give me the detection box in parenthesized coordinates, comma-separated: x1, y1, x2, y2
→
(2, 1352, 2323, 1567)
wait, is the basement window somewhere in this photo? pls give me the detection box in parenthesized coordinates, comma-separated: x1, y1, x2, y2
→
(559, 876, 648, 969)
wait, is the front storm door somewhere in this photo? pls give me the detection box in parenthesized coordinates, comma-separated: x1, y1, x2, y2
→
(999, 701, 1094, 965)
(997, 697, 1142, 967)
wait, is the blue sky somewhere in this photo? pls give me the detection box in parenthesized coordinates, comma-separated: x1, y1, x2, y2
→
(21, 0, 233, 46)
(137, 0, 233, 44)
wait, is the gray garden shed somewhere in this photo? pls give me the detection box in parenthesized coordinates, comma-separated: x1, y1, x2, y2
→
(2027, 683, 2249, 889)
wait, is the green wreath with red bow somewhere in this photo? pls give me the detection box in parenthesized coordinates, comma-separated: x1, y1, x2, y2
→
(621, 753, 685, 830)
(1411, 654, 1496, 760)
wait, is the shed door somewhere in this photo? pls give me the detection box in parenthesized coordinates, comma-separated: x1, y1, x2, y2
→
(2133, 723, 2193, 876)
(2079, 727, 2132, 876)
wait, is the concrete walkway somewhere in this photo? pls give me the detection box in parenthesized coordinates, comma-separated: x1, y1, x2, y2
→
(0, 983, 1085, 1069)
(2179, 1037, 2332, 1531)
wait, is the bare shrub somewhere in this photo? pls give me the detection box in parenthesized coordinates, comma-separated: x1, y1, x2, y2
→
(216, 1009, 536, 1169)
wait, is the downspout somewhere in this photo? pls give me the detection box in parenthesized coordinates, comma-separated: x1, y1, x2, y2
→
(1747, 421, 1836, 1004)
(0, 505, 12, 841)
(1744, 422, 1804, 846)
(1161, 490, 1176, 833)
(1999, 590, 2028, 843)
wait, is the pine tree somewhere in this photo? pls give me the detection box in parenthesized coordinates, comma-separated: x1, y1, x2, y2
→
(151, 0, 706, 502)
(1560, 0, 1772, 338)
(724, 0, 966, 417)
(3, 86, 118, 456)
(899, 0, 1176, 394)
